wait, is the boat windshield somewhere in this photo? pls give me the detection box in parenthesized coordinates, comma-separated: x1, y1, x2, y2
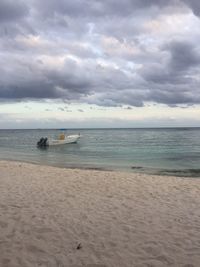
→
(59, 133, 65, 140)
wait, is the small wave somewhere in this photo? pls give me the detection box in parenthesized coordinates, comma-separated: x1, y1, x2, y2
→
(158, 169, 200, 177)
(131, 166, 144, 170)
(131, 166, 200, 177)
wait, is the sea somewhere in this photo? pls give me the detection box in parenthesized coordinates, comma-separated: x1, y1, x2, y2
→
(0, 128, 200, 177)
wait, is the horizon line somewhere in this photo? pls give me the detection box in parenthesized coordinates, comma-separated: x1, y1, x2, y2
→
(0, 126, 200, 130)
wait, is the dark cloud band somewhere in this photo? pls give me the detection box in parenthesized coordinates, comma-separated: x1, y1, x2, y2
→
(0, 0, 200, 106)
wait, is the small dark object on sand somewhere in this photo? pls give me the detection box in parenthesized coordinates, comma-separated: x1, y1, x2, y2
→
(76, 243, 82, 250)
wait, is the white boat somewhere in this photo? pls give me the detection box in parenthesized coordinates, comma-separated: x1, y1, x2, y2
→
(37, 134, 80, 147)
(48, 134, 80, 146)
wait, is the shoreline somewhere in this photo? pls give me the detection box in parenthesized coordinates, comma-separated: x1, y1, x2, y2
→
(0, 158, 115, 173)
(0, 160, 200, 266)
(1, 157, 200, 178)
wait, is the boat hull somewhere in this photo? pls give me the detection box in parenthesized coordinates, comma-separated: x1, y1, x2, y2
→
(48, 134, 80, 146)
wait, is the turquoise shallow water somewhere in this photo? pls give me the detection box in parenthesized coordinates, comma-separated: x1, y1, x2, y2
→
(0, 128, 200, 177)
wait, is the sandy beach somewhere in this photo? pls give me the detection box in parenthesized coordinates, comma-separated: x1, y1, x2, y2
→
(0, 161, 200, 267)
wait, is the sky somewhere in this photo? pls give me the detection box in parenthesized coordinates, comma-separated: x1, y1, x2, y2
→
(0, 0, 200, 128)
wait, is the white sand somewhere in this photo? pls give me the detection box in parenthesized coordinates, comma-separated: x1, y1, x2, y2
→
(0, 161, 200, 267)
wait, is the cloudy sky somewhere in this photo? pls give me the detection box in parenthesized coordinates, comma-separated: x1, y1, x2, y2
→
(0, 0, 200, 128)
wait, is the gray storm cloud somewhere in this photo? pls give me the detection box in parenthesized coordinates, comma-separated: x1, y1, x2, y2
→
(0, 0, 28, 23)
(0, 0, 200, 106)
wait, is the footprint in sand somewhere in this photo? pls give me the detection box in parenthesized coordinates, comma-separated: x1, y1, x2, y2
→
(27, 245, 46, 254)
(70, 265, 107, 267)
(35, 227, 53, 234)
(0, 220, 7, 228)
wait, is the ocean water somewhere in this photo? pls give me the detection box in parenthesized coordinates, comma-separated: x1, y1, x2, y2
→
(0, 128, 200, 177)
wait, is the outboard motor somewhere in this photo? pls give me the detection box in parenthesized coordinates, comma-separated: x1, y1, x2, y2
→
(37, 137, 44, 147)
(37, 137, 48, 148)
